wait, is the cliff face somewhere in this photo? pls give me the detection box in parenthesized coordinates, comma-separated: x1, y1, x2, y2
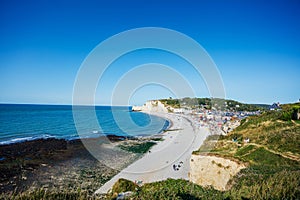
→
(132, 100, 168, 113)
(189, 154, 246, 191)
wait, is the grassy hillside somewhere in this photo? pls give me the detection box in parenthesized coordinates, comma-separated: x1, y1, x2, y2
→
(160, 97, 268, 111)
(106, 178, 224, 200)
(193, 102, 300, 199)
(222, 102, 300, 157)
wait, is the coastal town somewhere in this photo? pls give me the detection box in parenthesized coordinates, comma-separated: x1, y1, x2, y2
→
(132, 99, 262, 136)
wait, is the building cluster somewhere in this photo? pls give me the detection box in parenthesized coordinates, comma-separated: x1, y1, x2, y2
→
(175, 107, 260, 136)
(132, 100, 261, 136)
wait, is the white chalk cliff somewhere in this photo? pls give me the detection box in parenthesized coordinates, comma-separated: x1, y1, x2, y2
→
(132, 100, 168, 113)
(189, 154, 246, 191)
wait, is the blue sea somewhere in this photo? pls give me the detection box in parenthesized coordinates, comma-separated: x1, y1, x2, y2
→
(0, 104, 169, 145)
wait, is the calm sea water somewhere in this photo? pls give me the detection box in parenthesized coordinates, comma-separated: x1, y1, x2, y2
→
(0, 104, 169, 145)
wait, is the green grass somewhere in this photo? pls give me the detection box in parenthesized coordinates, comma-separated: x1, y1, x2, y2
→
(234, 145, 256, 157)
(107, 178, 138, 199)
(227, 103, 300, 156)
(239, 147, 299, 167)
(105, 171, 300, 199)
(118, 141, 156, 154)
(227, 170, 300, 200)
(107, 178, 224, 200)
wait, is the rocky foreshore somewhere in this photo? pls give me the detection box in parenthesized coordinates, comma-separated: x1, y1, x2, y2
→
(0, 135, 137, 194)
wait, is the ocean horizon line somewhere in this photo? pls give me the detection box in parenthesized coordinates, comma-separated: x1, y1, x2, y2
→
(0, 103, 133, 107)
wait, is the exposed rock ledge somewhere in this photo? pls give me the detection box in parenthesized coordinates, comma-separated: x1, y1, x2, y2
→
(132, 100, 168, 113)
(189, 154, 246, 191)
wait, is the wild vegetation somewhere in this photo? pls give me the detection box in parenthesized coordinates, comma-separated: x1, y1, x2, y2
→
(118, 141, 156, 154)
(160, 97, 267, 111)
(106, 178, 224, 200)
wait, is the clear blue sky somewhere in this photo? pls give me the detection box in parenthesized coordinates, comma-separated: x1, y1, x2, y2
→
(0, 0, 299, 105)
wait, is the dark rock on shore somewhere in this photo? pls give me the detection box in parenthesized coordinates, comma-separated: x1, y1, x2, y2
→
(0, 138, 69, 193)
(0, 138, 67, 161)
(0, 135, 136, 194)
(106, 134, 135, 141)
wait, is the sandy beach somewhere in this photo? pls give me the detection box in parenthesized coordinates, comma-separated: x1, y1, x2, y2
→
(95, 112, 210, 194)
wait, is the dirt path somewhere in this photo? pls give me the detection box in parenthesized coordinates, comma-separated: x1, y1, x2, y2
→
(247, 143, 300, 162)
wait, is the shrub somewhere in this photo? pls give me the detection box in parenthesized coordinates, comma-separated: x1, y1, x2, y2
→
(111, 178, 138, 194)
(119, 142, 156, 154)
(280, 110, 293, 121)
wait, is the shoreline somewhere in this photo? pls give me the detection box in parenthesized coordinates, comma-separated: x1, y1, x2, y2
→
(0, 134, 137, 146)
(0, 111, 192, 195)
(0, 137, 117, 193)
(0, 134, 157, 194)
(0, 126, 170, 194)
(96, 111, 210, 194)
(0, 115, 170, 146)
(0, 104, 168, 146)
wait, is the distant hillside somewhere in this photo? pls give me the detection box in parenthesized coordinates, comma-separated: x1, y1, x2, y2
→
(251, 103, 271, 109)
(159, 97, 268, 111)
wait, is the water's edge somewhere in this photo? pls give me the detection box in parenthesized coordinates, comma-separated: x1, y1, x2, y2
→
(0, 104, 170, 145)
